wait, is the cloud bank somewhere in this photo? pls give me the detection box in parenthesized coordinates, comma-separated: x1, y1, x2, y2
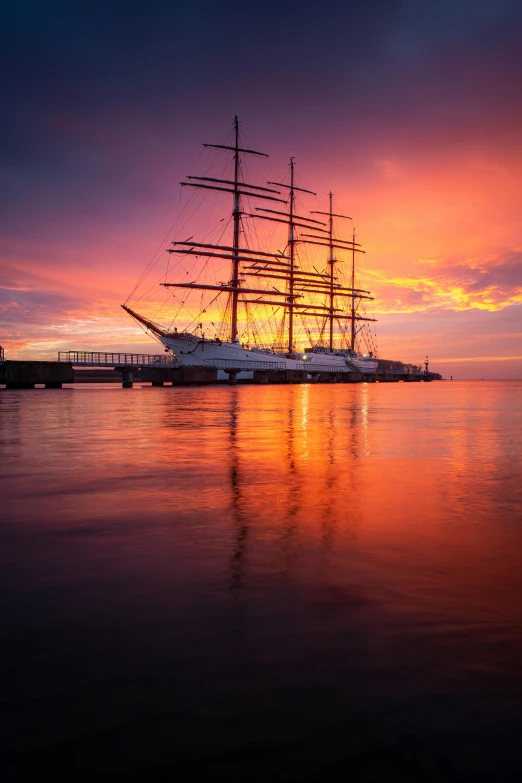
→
(371, 252, 522, 314)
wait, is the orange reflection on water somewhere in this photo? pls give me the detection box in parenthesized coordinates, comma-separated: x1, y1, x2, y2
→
(1, 382, 521, 620)
(137, 382, 522, 629)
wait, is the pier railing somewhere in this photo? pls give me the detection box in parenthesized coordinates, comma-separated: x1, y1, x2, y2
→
(296, 363, 350, 373)
(58, 351, 179, 367)
(57, 352, 286, 372)
(57, 352, 429, 377)
(199, 358, 286, 371)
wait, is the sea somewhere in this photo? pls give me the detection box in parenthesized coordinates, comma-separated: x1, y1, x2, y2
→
(1, 380, 521, 781)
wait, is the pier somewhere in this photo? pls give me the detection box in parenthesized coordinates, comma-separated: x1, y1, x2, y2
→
(58, 351, 183, 388)
(0, 348, 440, 389)
(0, 358, 74, 389)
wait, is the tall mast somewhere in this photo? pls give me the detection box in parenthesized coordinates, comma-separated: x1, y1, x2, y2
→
(178, 118, 277, 342)
(262, 164, 316, 353)
(231, 116, 241, 342)
(328, 191, 335, 350)
(288, 158, 295, 354)
(351, 227, 356, 351)
(311, 198, 352, 351)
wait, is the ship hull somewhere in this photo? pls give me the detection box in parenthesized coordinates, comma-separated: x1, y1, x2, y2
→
(158, 334, 378, 374)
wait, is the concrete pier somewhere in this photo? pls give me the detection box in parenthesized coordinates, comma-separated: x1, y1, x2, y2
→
(344, 372, 363, 383)
(1, 353, 441, 389)
(140, 366, 217, 386)
(253, 369, 307, 384)
(0, 361, 74, 389)
(374, 371, 432, 382)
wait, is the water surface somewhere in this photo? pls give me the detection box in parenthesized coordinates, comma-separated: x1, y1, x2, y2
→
(1, 381, 521, 780)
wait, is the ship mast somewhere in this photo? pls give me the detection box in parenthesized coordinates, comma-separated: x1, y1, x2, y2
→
(288, 158, 295, 353)
(163, 117, 289, 343)
(351, 227, 356, 351)
(311, 197, 352, 350)
(260, 160, 317, 353)
(328, 192, 334, 350)
(231, 116, 241, 342)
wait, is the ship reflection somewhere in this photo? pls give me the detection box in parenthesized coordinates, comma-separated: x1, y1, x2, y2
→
(228, 389, 249, 588)
(224, 386, 364, 587)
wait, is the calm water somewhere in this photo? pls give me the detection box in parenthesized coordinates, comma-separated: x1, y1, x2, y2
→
(1, 381, 522, 781)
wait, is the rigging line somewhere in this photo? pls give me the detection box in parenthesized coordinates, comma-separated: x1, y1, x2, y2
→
(171, 293, 189, 324)
(169, 293, 199, 325)
(164, 237, 170, 286)
(173, 289, 224, 334)
(173, 187, 220, 242)
(128, 134, 235, 306)
(149, 296, 175, 325)
(125, 214, 181, 304)
(244, 201, 279, 252)
(136, 232, 224, 306)
(198, 215, 234, 258)
(132, 318, 164, 347)
(249, 303, 275, 344)
(239, 296, 279, 340)
(126, 180, 191, 305)
(196, 161, 237, 246)
(168, 239, 231, 328)
(192, 256, 212, 286)
(201, 187, 221, 246)
(132, 189, 219, 306)
(172, 161, 234, 247)
(206, 216, 233, 266)
(133, 272, 178, 306)
(134, 160, 218, 298)
(242, 211, 276, 258)
(249, 312, 279, 343)
(133, 238, 208, 304)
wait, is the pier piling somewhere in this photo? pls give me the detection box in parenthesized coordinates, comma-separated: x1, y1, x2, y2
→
(140, 366, 217, 385)
(225, 370, 238, 385)
(120, 370, 134, 388)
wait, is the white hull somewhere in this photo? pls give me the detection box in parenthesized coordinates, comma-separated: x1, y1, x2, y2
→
(159, 333, 378, 374)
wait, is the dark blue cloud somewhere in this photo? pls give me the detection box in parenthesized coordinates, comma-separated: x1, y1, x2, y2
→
(2, 0, 522, 243)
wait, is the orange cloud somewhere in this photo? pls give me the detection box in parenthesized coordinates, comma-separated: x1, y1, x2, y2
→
(368, 252, 522, 314)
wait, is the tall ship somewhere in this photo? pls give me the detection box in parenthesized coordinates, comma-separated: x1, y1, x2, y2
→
(123, 118, 380, 375)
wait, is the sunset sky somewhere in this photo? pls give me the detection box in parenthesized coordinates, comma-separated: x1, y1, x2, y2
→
(2, 0, 522, 378)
